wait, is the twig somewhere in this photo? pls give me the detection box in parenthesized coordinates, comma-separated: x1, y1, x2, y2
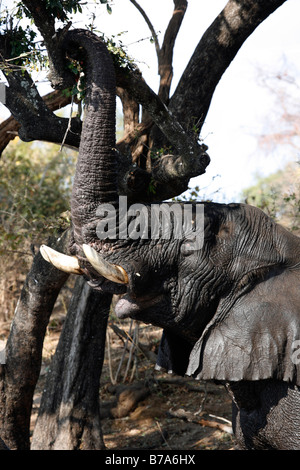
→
(129, 323, 139, 382)
(156, 420, 172, 450)
(194, 381, 207, 415)
(123, 320, 136, 383)
(106, 328, 116, 385)
(208, 414, 232, 425)
(0, 249, 32, 256)
(129, 0, 160, 59)
(114, 321, 132, 383)
(60, 95, 74, 152)
(167, 408, 233, 435)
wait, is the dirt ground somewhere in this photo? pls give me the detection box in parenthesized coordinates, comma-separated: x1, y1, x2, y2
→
(98, 320, 236, 451)
(5, 312, 236, 451)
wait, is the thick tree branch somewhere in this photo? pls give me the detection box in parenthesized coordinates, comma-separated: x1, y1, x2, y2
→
(117, 86, 140, 137)
(0, 116, 20, 155)
(0, 72, 81, 149)
(0, 18, 80, 153)
(158, 0, 187, 102)
(21, 0, 74, 89)
(116, 66, 210, 181)
(170, 0, 288, 132)
(131, 0, 187, 103)
(0, 89, 81, 154)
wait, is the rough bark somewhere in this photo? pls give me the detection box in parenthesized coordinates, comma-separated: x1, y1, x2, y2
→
(157, 0, 188, 103)
(3, 72, 81, 150)
(169, 0, 288, 133)
(31, 277, 111, 450)
(0, 90, 78, 155)
(0, 232, 70, 450)
(129, 0, 188, 103)
(21, 0, 74, 89)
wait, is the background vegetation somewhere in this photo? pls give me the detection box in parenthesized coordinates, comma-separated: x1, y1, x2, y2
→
(242, 162, 300, 232)
(0, 139, 76, 321)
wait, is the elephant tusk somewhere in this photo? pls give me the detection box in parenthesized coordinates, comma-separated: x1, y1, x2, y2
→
(82, 244, 129, 285)
(40, 245, 83, 275)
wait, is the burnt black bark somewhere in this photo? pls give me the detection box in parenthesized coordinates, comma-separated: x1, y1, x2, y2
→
(21, 0, 75, 89)
(0, 233, 70, 450)
(0, 90, 82, 155)
(31, 277, 111, 450)
(0, 69, 82, 150)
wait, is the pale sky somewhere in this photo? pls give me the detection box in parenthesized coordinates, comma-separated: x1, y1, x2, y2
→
(1, 0, 300, 202)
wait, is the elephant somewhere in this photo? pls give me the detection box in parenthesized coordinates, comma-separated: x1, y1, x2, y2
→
(0, 437, 9, 450)
(41, 29, 300, 450)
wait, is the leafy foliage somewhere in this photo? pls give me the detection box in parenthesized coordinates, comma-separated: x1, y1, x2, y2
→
(0, 138, 76, 319)
(0, 0, 115, 71)
(0, 139, 76, 254)
(16, 0, 85, 23)
(242, 162, 300, 232)
(5, 26, 36, 64)
(0, 5, 41, 69)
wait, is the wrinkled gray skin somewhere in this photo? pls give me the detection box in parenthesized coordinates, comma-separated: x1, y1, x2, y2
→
(48, 30, 300, 450)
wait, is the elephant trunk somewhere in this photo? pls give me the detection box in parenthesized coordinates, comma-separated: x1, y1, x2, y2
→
(40, 30, 129, 283)
(63, 30, 118, 245)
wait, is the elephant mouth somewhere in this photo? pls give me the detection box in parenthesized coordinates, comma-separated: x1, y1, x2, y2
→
(86, 277, 127, 295)
(114, 293, 167, 320)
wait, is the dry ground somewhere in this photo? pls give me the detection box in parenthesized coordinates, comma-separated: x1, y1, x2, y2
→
(30, 314, 236, 451)
(1, 311, 236, 450)
(99, 321, 236, 451)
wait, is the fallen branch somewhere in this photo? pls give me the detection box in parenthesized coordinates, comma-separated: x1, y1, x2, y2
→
(156, 377, 223, 395)
(167, 408, 233, 434)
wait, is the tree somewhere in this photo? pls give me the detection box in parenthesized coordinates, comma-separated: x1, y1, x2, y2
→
(0, 0, 289, 450)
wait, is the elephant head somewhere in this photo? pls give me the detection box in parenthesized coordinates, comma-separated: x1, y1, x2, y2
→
(41, 30, 300, 386)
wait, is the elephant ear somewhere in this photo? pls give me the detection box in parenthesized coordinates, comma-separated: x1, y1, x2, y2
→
(186, 269, 300, 385)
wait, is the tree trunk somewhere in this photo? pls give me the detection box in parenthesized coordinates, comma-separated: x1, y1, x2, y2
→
(31, 277, 111, 450)
(0, 234, 70, 450)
